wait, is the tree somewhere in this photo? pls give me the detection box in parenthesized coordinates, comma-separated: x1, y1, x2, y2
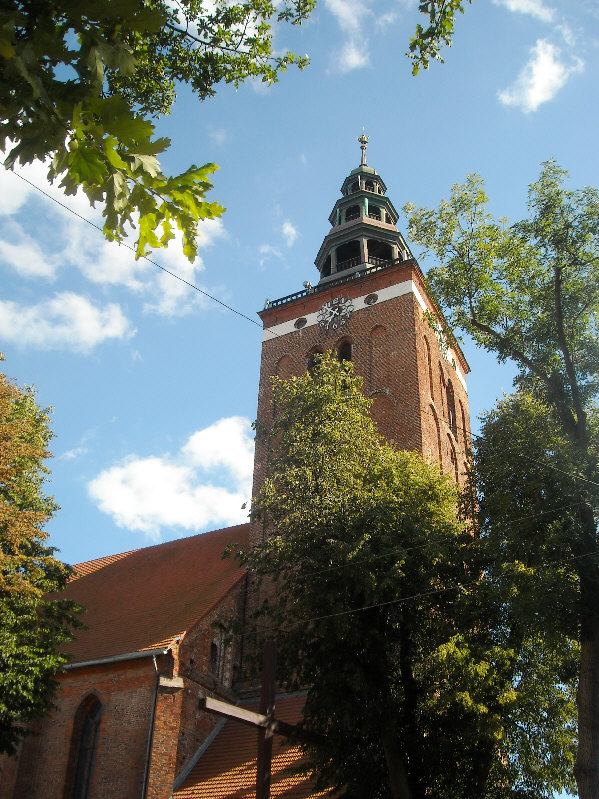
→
(408, 0, 473, 75)
(404, 161, 599, 798)
(0, 0, 313, 260)
(0, 365, 80, 756)
(243, 354, 576, 799)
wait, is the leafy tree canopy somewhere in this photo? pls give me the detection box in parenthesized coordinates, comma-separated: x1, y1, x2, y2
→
(0, 365, 80, 756)
(243, 354, 576, 799)
(0, 0, 313, 260)
(404, 163, 599, 798)
(408, 0, 473, 74)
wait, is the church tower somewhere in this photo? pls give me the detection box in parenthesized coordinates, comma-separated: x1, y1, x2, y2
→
(251, 136, 471, 541)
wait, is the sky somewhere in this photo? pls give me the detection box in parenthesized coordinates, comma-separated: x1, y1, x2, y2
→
(2, 0, 599, 572)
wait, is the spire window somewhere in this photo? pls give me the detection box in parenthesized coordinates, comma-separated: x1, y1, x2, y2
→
(367, 239, 392, 267)
(345, 205, 360, 222)
(336, 240, 361, 272)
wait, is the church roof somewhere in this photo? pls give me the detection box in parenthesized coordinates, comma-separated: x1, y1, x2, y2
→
(63, 524, 250, 663)
(174, 693, 332, 799)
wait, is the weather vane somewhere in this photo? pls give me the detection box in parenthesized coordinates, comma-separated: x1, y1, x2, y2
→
(358, 128, 369, 166)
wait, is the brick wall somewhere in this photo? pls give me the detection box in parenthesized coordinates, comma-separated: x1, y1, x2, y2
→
(1, 656, 169, 799)
(251, 261, 472, 548)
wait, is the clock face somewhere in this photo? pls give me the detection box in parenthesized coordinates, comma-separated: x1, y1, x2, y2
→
(317, 296, 354, 331)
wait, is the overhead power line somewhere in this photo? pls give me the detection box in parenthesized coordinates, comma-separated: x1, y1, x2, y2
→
(11, 171, 262, 329)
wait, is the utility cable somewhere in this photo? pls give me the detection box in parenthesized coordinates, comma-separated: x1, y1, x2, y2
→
(11, 171, 262, 329)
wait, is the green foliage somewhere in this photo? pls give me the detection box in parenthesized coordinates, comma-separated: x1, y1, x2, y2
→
(408, 0, 473, 75)
(404, 162, 599, 440)
(244, 354, 575, 799)
(405, 163, 599, 797)
(0, 0, 314, 260)
(0, 366, 80, 756)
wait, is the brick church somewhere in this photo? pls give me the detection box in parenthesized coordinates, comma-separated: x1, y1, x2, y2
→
(0, 138, 471, 799)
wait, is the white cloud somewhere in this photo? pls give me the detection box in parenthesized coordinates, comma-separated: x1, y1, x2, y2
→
(1, 147, 227, 318)
(0, 221, 57, 279)
(282, 220, 298, 247)
(88, 416, 254, 538)
(375, 10, 398, 29)
(0, 292, 135, 352)
(493, 0, 555, 23)
(324, 0, 372, 73)
(258, 243, 283, 267)
(182, 417, 255, 484)
(60, 446, 89, 460)
(336, 40, 370, 73)
(324, 0, 369, 33)
(209, 128, 229, 148)
(498, 39, 584, 112)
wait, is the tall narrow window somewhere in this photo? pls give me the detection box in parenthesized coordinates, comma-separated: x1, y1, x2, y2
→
(460, 400, 468, 448)
(424, 338, 434, 397)
(447, 381, 457, 437)
(69, 697, 102, 799)
(431, 405, 442, 468)
(210, 642, 219, 675)
(438, 365, 445, 415)
(337, 341, 352, 362)
(448, 438, 459, 482)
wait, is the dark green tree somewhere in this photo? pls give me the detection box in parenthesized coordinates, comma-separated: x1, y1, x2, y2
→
(0, 0, 314, 260)
(404, 161, 599, 798)
(0, 366, 79, 756)
(243, 354, 575, 799)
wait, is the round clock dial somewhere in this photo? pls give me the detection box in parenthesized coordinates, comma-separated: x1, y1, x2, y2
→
(317, 297, 354, 331)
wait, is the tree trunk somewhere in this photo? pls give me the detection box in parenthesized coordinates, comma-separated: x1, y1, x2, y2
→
(381, 730, 413, 799)
(574, 591, 599, 799)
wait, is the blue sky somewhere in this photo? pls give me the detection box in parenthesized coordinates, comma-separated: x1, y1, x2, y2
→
(1, 0, 598, 571)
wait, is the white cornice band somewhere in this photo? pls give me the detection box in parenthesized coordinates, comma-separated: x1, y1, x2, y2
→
(262, 280, 467, 392)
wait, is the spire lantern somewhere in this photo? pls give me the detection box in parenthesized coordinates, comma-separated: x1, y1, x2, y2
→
(313, 139, 413, 284)
(358, 130, 369, 166)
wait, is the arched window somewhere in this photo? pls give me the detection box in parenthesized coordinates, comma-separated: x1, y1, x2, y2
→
(210, 642, 219, 675)
(430, 404, 442, 468)
(447, 380, 457, 437)
(345, 205, 360, 222)
(275, 355, 293, 380)
(438, 365, 445, 415)
(67, 696, 102, 799)
(337, 340, 352, 362)
(424, 338, 434, 397)
(367, 239, 392, 266)
(336, 240, 361, 271)
(448, 437, 459, 482)
(460, 400, 468, 448)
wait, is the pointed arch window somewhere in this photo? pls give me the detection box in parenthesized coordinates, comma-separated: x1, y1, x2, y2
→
(67, 696, 102, 799)
(460, 400, 468, 448)
(424, 338, 434, 397)
(448, 437, 459, 482)
(447, 380, 457, 437)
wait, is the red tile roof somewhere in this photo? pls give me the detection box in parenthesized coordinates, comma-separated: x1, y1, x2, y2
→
(62, 525, 249, 663)
(174, 694, 333, 799)
(71, 550, 137, 579)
